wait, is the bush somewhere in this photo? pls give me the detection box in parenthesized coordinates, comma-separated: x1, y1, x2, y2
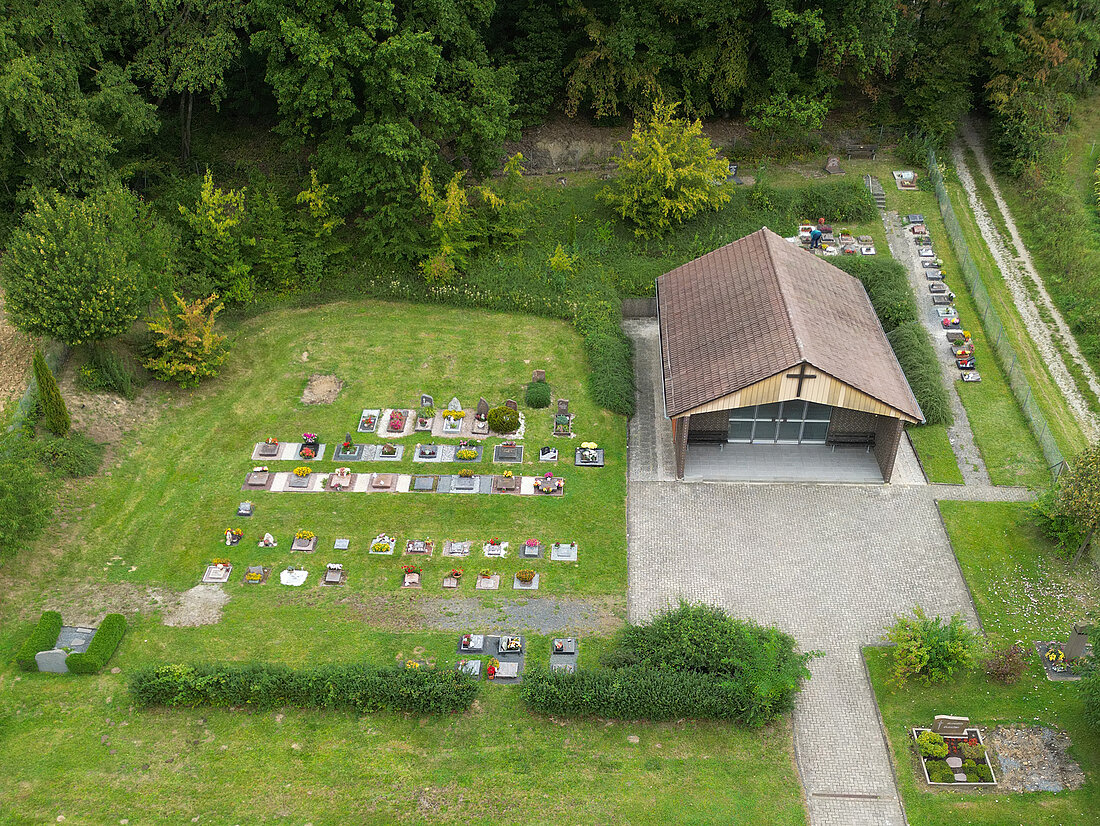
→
(1082, 673, 1100, 731)
(1032, 486, 1086, 558)
(959, 741, 985, 761)
(583, 328, 635, 416)
(886, 606, 978, 686)
(975, 765, 994, 783)
(77, 345, 137, 399)
(66, 613, 126, 674)
(0, 439, 52, 561)
(16, 611, 63, 671)
(886, 322, 953, 426)
(916, 730, 948, 758)
(983, 643, 1030, 685)
(33, 348, 70, 436)
(144, 293, 229, 388)
(34, 432, 104, 478)
(794, 180, 877, 224)
(130, 661, 478, 714)
(487, 405, 519, 433)
(525, 380, 551, 408)
(925, 759, 954, 783)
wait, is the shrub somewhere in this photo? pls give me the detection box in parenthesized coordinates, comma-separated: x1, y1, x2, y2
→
(1032, 486, 1086, 558)
(34, 433, 104, 478)
(885, 606, 978, 686)
(886, 322, 953, 426)
(487, 405, 519, 433)
(67, 613, 126, 674)
(583, 328, 635, 416)
(984, 643, 1030, 685)
(1082, 672, 1100, 731)
(130, 662, 478, 714)
(16, 611, 63, 671)
(916, 730, 948, 758)
(525, 380, 551, 408)
(598, 603, 815, 725)
(144, 293, 229, 388)
(975, 765, 994, 783)
(33, 348, 70, 437)
(77, 345, 137, 399)
(926, 760, 954, 783)
(961, 758, 978, 770)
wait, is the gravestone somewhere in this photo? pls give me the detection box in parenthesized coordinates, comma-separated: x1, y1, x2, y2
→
(495, 661, 519, 679)
(258, 441, 279, 457)
(444, 541, 471, 557)
(461, 634, 485, 652)
(931, 715, 970, 736)
(521, 541, 540, 558)
(237, 502, 253, 517)
(532, 369, 546, 382)
(448, 397, 461, 411)
(557, 399, 569, 415)
(477, 397, 489, 418)
(443, 576, 458, 588)
(373, 473, 395, 489)
(1065, 624, 1089, 660)
(505, 399, 518, 412)
(458, 659, 482, 678)
(906, 214, 925, 224)
(402, 572, 421, 588)
(324, 565, 343, 585)
(288, 474, 309, 489)
(412, 476, 435, 491)
(494, 444, 523, 463)
(946, 757, 963, 769)
(550, 542, 578, 562)
(35, 649, 69, 674)
(824, 156, 843, 175)
(552, 638, 576, 655)
(247, 471, 270, 487)
(453, 475, 476, 492)
(540, 446, 558, 462)
(334, 538, 350, 550)
(420, 393, 434, 408)
(417, 444, 438, 459)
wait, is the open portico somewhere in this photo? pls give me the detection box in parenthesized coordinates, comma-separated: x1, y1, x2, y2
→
(658, 227, 923, 482)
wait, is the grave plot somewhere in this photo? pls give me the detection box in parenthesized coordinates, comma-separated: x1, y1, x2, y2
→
(483, 539, 509, 558)
(451, 442, 482, 462)
(369, 473, 398, 493)
(443, 473, 482, 494)
(553, 399, 573, 437)
(414, 399, 436, 433)
(202, 559, 233, 583)
(913, 718, 997, 786)
(251, 439, 288, 461)
(279, 566, 308, 586)
(533, 474, 565, 496)
(243, 565, 270, 584)
(519, 538, 542, 559)
(376, 443, 404, 461)
(412, 443, 444, 463)
(456, 658, 482, 679)
(493, 442, 524, 463)
(443, 540, 472, 558)
(1035, 625, 1093, 681)
(405, 538, 434, 556)
(35, 622, 115, 674)
(538, 446, 558, 462)
(550, 638, 578, 673)
(550, 542, 578, 561)
(242, 467, 275, 491)
(492, 472, 521, 494)
(369, 534, 396, 555)
(333, 433, 366, 462)
(443, 566, 465, 588)
(358, 408, 380, 433)
(574, 444, 604, 467)
(381, 408, 412, 437)
(282, 468, 321, 492)
(401, 564, 422, 588)
(291, 531, 318, 552)
(488, 634, 525, 683)
(326, 468, 356, 491)
(471, 397, 490, 436)
(321, 563, 347, 586)
(439, 398, 466, 436)
(476, 570, 500, 590)
(411, 475, 438, 492)
(513, 569, 539, 591)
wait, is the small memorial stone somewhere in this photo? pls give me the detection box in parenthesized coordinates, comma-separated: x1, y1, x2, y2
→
(504, 399, 518, 412)
(443, 541, 471, 557)
(539, 446, 558, 462)
(931, 715, 970, 736)
(550, 542, 578, 561)
(946, 757, 963, 769)
(477, 397, 490, 418)
(552, 638, 576, 655)
(448, 397, 461, 411)
(494, 443, 523, 463)
(475, 574, 499, 590)
(420, 393, 434, 408)
(443, 576, 458, 588)
(557, 399, 569, 415)
(237, 502, 253, 517)
(258, 441, 279, 457)
(532, 369, 546, 382)
(824, 155, 843, 175)
(288, 474, 309, 489)
(373, 473, 395, 489)
(412, 476, 435, 491)
(453, 475, 476, 492)
(402, 572, 421, 588)
(334, 538, 350, 550)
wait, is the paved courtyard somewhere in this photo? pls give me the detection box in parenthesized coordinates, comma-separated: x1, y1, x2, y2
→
(625, 319, 989, 825)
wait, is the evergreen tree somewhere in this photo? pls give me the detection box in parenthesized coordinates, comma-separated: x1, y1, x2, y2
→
(33, 348, 70, 437)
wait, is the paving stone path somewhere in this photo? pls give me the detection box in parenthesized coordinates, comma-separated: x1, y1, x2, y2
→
(623, 320, 1033, 825)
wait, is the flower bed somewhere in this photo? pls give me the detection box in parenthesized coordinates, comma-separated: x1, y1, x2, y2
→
(912, 728, 997, 786)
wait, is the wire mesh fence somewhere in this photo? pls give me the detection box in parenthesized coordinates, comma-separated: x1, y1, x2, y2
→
(926, 149, 1067, 480)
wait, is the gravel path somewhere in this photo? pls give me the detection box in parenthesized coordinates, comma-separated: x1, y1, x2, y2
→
(882, 210, 990, 484)
(416, 596, 625, 634)
(955, 121, 1100, 440)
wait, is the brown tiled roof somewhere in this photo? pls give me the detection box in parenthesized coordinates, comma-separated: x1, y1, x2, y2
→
(657, 227, 923, 421)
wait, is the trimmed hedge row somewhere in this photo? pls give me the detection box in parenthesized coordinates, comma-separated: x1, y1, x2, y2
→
(15, 610, 62, 671)
(525, 380, 551, 408)
(574, 297, 636, 417)
(521, 666, 777, 724)
(835, 257, 952, 426)
(130, 662, 478, 714)
(67, 613, 126, 674)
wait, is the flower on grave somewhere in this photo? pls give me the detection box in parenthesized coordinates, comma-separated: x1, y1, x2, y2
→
(245, 569, 263, 582)
(479, 568, 493, 578)
(403, 564, 422, 575)
(525, 538, 538, 547)
(502, 470, 513, 478)
(556, 478, 564, 489)
(451, 568, 463, 578)
(294, 466, 312, 477)
(252, 465, 269, 472)
(456, 448, 477, 460)
(1046, 646, 1065, 664)
(516, 569, 536, 583)
(371, 541, 392, 553)
(294, 530, 316, 541)
(389, 410, 405, 428)
(381, 443, 397, 455)
(342, 438, 353, 449)
(303, 432, 318, 443)
(487, 657, 499, 678)
(265, 437, 279, 445)
(544, 472, 553, 479)
(405, 660, 420, 670)
(226, 528, 243, 538)
(212, 557, 230, 567)
(299, 447, 316, 459)
(462, 634, 472, 646)
(581, 441, 598, 449)
(444, 409, 466, 419)
(490, 537, 501, 545)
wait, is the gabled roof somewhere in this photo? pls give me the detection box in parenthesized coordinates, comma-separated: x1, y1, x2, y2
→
(656, 227, 923, 421)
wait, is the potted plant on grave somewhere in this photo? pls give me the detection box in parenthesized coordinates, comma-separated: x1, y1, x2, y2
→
(451, 568, 464, 579)
(525, 538, 538, 550)
(516, 569, 536, 584)
(459, 467, 474, 478)
(402, 564, 422, 575)
(502, 470, 513, 479)
(342, 436, 354, 451)
(1045, 645, 1069, 673)
(293, 466, 312, 477)
(479, 568, 493, 578)
(265, 437, 279, 445)
(381, 443, 398, 457)
(225, 528, 243, 546)
(212, 557, 230, 568)
(360, 412, 377, 431)
(487, 657, 499, 679)
(417, 405, 435, 428)
(489, 537, 501, 546)
(245, 568, 264, 583)
(295, 530, 316, 541)
(371, 540, 392, 553)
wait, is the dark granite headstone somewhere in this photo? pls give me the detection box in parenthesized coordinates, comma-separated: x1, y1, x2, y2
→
(420, 394, 434, 408)
(505, 399, 518, 412)
(412, 476, 435, 491)
(258, 442, 279, 457)
(237, 502, 253, 517)
(477, 397, 489, 418)
(1066, 624, 1089, 660)
(557, 399, 569, 415)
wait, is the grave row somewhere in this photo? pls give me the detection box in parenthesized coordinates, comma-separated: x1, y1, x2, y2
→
(252, 440, 605, 467)
(241, 469, 567, 496)
(456, 634, 579, 682)
(223, 530, 579, 561)
(203, 561, 554, 592)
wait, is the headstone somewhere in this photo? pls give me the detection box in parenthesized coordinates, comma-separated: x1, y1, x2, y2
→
(824, 156, 843, 175)
(1065, 624, 1089, 659)
(334, 538, 350, 550)
(288, 474, 309, 489)
(324, 566, 343, 585)
(448, 397, 461, 411)
(442, 576, 458, 588)
(495, 661, 519, 679)
(247, 471, 270, 487)
(532, 369, 546, 382)
(540, 447, 558, 462)
(412, 476, 435, 491)
(458, 659, 482, 678)
(557, 399, 569, 415)
(906, 214, 925, 224)
(497, 475, 517, 491)
(461, 634, 485, 652)
(420, 394, 434, 408)
(237, 502, 253, 517)
(931, 715, 970, 736)
(505, 399, 518, 412)
(35, 649, 70, 674)
(258, 441, 279, 457)
(494, 444, 523, 462)
(402, 572, 420, 588)
(499, 635, 523, 653)
(477, 397, 490, 418)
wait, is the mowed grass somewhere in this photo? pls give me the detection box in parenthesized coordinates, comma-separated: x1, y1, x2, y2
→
(865, 502, 1100, 825)
(51, 300, 626, 596)
(906, 424, 964, 483)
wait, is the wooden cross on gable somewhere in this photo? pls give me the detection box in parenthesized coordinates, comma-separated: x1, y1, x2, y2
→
(786, 362, 818, 397)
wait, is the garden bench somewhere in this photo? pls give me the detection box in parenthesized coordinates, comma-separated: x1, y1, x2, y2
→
(827, 432, 876, 452)
(844, 144, 878, 160)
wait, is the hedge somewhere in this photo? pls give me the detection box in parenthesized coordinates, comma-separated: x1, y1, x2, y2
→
(522, 665, 786, 725)
(131, 662, 478, 714)
(15, 610, 62, 671)
(67, 613, 126, 674)
(525, 380, 551, 408)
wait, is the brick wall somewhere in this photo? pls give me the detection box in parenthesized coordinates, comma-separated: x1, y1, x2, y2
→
(826, 408, 877, 438)
(686, 409, 728, 441)
(873, 416, 903, 482)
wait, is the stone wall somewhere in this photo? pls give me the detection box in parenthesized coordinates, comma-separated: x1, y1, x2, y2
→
(826, 408, 877, 437)
(873, 416, 903, 482)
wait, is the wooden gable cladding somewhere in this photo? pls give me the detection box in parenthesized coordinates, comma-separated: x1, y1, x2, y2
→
(672, 363, 921, 423)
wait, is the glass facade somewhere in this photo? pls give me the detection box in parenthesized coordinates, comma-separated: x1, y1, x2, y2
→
(727, 400, 832, 444)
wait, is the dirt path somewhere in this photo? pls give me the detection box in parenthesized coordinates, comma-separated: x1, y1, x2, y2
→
(882, 210, 990, 484)
(955, 122, 1100, 440)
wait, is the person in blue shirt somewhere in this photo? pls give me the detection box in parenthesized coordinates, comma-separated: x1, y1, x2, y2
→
(809, 227, 823, 249)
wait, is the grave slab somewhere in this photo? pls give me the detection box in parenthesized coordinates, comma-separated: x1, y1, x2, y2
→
(459, 634, 485, 653)
(520, 541, 542, 559)
(35, 649, 69, 674)
(202, 564, 232, 583)
(513, 573, 540, 590)
(550, 543, 578, 561)
(493, 444, 524, 463)
(483, 541, 509, 558)
(376, 444, 404, 461)
(56, 626, 97, 653)
(476, 575, 500, 590)
(280, 568, 308, 586)
(412, 475, 437, 492)
(443, 541, 472, 557)
(334, 538, 350, 550)
(457, 659, 482, 679)
(574, 447, 605, 467)
(396, 474, 412, 493)
(358, 409, 381, 433)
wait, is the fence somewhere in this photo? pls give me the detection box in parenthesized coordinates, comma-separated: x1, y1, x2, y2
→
(926, 149, 1067, 479)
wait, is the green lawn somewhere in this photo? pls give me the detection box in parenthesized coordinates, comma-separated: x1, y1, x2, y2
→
(906, 424, 964, 483)
(0, 299, 807, 825)
(866, 501, 1100, 825)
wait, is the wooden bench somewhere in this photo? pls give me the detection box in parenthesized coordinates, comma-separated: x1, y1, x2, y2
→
(844, 144, 878, 160)
(827, 432, 876, 452)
